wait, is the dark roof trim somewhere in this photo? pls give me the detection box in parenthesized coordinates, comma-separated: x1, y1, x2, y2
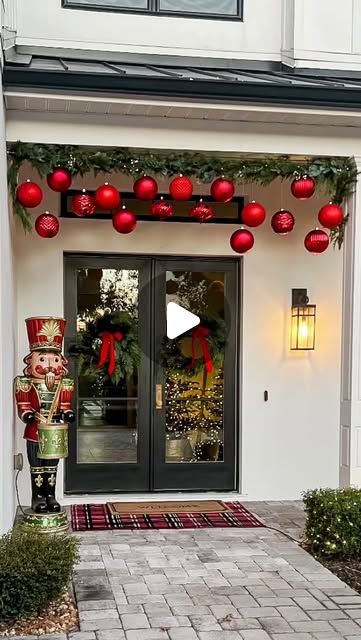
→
(6, 53, 361, 109)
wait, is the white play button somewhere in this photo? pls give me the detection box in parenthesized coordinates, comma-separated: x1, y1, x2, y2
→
(166, 302, 200, 340)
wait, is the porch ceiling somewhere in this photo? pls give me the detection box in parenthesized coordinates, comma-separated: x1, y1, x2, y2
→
(5, 90, 361, 129)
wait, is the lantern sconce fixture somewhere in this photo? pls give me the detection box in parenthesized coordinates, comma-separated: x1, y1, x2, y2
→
(291, 288, 316, 350)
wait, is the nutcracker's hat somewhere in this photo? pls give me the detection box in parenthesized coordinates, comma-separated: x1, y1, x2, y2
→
(25, 317, 66, 352)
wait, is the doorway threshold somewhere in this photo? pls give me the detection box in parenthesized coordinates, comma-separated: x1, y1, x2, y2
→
(62, 491, 248, 505)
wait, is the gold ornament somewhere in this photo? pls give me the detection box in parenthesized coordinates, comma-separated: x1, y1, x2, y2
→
(37, 319, 62, 342)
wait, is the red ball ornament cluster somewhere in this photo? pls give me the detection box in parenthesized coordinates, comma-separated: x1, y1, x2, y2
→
(35, 212, 59, 238)
(291, 175, 316, 200)
(271, 209, 295, 235)
(189, 200, 214, 223)
(95, 183, 121, 210)
(304, 229, 329, 253)
(47, 168, 72, 193)
(169, 175, 193, 201)
(151, 198, 174, 220)
(16, 180, 43, 208)
(211, 177, 235, 203)
(71, 190, 96, 217)
(134, 176, 158, 201)
(241, 201, 266, 227)
(318, 202, 343, 229)
(230, 228, 254, 254)
(112, 207, 137, 234)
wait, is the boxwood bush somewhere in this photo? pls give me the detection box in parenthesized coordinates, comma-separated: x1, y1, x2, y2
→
(303, 487, 361, 556)
(0, 526, 79, 622)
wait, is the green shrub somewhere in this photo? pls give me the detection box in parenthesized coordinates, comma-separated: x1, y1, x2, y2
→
(303, 487, 361, 556)
(0, 526, 79, 622)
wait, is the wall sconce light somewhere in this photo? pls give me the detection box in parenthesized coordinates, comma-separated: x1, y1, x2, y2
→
(291, 288, 316, 350)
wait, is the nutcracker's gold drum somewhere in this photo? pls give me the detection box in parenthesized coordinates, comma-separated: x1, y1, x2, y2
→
(37, 423, 69, 459)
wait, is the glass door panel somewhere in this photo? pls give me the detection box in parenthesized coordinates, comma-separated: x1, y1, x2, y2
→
(153, 259, 238, 492)
(64, 255, 151, 493)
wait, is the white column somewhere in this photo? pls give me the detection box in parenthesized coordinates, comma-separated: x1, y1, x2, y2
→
(340, 158, 361, 487)
(0, 72, 15, 533)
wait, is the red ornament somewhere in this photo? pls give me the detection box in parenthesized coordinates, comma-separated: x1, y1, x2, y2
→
(291, 175, 316, 200)
(46, 167, 72, 192)
(150, 197, 174, 220)
(16, 180, 43, 208)
(230, 228, 254, 254)
(271, 209, 295, 235)
(318, 202, 344, 229)
(169, 175, 193, 201)
(210, 177, 235, 203)
(189, 200, 214, 223)
(112, 207, 137, 234)
(71, 190, 96, 217)
(304, 229, 329, 253)
(241, 201, 266, 227)
(134, 176, 158, 201)
(95, 183, 121, 210)
(35, 212, 59, 238)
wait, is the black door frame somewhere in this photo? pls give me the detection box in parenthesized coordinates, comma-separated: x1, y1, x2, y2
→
(152, 257, 239, 492)
(64, 253, 240, 494)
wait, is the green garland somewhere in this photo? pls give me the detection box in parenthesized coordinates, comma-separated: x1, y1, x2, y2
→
(68, 310, 140, 386)
(7, 141, 357, 246)
(161, 313, 227, 374)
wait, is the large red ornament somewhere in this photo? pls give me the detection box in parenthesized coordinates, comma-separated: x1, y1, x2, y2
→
(189, 200, 214, 223)
(304, 229, 329, 253)
(169, 175, 193, 201)
(210, 177, 235, 203)
(16, 180, 43, 208)
(230, 228, 254, 254)
(71, 190, 96, 217)
(35, 212, 60, 238)
(271, 209, 295, 235)
(134, 176, 158, 201)
(95, 183, 121, 210)
(291, 175, 316, 200)
(318, 202, 344, 229)
(241, 200, 266, 227)
(112, 207, 137, 234)
(46, 167, 72, 193)
(150, 197, 174, 220)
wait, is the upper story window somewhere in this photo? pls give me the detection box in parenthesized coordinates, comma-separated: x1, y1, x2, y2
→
(62, 0, 243, 20)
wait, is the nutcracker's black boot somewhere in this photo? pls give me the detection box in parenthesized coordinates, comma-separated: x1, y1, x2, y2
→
(30, 467, 47, 513)
(43, 466, 61, 513)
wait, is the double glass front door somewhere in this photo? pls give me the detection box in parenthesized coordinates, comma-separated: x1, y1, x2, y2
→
(64, 255, 239, 493)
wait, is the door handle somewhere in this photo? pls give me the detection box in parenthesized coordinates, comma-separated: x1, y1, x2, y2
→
(155, 384, 163, 410)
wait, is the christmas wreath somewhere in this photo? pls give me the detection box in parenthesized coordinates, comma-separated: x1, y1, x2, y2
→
(69, 310, 140, 385)
(160, 313, 227, 375)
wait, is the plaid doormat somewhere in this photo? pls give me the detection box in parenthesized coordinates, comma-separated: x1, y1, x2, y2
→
(71, 501, 264, 531)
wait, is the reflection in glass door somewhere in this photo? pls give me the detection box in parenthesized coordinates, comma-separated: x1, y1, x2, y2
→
(64, 255, 238, 493)
(153, 260, 238, 491)
(64, 256, 151, 493)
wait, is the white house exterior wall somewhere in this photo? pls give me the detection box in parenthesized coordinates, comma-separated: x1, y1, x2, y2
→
(12, 0, 361, 71)
(11, 146, 342, 506)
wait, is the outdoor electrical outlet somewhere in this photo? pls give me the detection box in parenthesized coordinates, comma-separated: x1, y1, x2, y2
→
(14, 453, 23, 471)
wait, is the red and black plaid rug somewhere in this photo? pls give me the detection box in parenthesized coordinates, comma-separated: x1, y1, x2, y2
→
(71, 502, 264, 531)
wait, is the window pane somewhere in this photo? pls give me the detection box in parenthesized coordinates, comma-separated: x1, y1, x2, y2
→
(66, 0, 148, 8)
(159, 0, 238, 15)
(76, 268, 140, 464)
(164, 271, 225, 464)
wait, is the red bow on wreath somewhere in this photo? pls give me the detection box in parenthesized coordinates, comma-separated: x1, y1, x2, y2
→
(188, 325, 213, 374)
(97, 331, 124, 376)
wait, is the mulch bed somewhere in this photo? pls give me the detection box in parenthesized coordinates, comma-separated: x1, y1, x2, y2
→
(320, 556, 361, 594)
(0, 592, 78, 637)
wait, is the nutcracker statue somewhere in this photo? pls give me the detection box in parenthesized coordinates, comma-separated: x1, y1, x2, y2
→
(14, 317, 74, 533)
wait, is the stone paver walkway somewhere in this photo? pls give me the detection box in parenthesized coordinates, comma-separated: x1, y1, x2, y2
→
(65, 502, 361, 640)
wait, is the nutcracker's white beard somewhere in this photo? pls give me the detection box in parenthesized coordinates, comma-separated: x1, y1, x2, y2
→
(45, 370, 56, 390)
